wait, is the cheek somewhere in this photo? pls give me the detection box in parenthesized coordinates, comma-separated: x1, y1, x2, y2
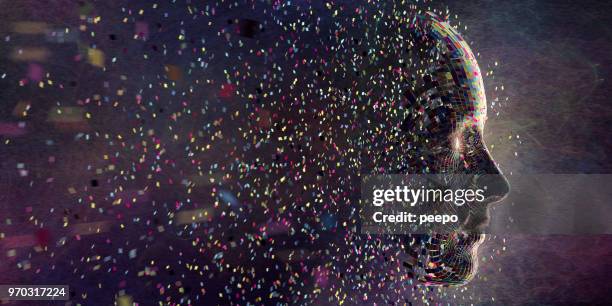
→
(431, 146, 466, 173)
(461, 142, 491, 172)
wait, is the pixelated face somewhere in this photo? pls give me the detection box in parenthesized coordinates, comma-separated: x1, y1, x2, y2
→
(394, 13, 510, 285)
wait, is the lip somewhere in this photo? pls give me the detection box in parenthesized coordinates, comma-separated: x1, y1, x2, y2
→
(461, 206, 491, 232)
(460, 194, 507, 232)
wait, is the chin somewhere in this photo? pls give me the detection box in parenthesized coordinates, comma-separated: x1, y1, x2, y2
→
(420, 232, 485, 286)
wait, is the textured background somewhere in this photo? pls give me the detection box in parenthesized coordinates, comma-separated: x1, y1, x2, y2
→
(447, 0, 612, 304)
(0, 0, 610, 305)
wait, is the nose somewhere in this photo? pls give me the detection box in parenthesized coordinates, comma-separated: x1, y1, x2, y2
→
(474, 149, 510, 203)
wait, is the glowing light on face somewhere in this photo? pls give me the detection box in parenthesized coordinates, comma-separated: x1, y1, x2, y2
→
(449, 126, 466, 161)
(452, 135, 462, 153)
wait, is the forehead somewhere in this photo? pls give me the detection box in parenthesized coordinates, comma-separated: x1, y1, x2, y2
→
(421, 13, 487, 129)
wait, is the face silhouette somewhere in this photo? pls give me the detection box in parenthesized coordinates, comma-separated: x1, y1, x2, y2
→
(390, 13, 511, 285)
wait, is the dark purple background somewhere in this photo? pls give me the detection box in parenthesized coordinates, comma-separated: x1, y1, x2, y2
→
(0, 0, 610, 305)
(446, 0, 612, 304)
